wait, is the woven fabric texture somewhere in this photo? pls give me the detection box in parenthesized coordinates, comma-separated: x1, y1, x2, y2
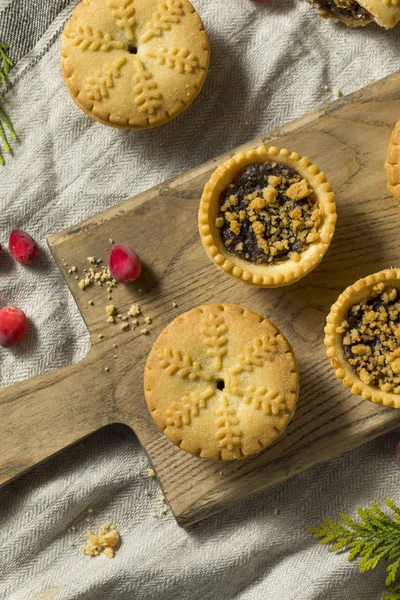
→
(0, 1, 400, 599)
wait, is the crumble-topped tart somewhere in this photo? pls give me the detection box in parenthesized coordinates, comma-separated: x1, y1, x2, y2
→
(311, 0, 400, 29)
(325, 269, 400, 408)
(144, 304, 299, 460)
(385, 119, 400, 203)
(61, 0, 210, 129)
(198, 145, 336, 288)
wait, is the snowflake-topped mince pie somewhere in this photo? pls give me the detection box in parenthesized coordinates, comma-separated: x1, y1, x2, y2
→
(198, 145, 337, 288)
(144, 304, 299, 460)
(325, 269, 400, 408)
(61, 0, 209, 129)
(310, 0, 400, 29)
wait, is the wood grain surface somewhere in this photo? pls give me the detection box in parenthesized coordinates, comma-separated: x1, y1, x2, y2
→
(1, 72, 400, 526)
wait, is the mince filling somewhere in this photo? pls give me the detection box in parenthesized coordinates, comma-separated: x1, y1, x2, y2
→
(216, 162, 321, 265)
(339, 286, 400, 392)
(313, 0, 371, 23)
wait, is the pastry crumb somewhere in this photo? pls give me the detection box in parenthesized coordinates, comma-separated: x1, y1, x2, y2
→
(128, 304, 141, 317)
(146, 467, 155, 478)
(106, 304, 116, 316)
(80, 523, 120, 558)
(104, 366, 110, 372)
(120, 323, 130, 331)
(172, 302, 177, 308)
(145, 316, 152, 324)
(141, 328, 150, 335)
(333, 88, 343, 98)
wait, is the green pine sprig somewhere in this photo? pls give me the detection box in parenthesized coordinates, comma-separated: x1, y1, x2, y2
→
(0, 42, 13, 86)
(0, 42, 16, 165)
(311, 498, 400, 598)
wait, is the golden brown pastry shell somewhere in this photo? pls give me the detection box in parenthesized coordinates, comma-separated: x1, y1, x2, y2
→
(61, 0, 210, 130)
(198, 145, 337, 288)
(144, 303, 299, 461)
(314, 0, 400, 29)
(385, 119, 400, 203)
(325, 269, 400, 408)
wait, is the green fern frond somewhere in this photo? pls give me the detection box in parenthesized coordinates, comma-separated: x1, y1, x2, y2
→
(0, 42, 13, 86)
(384, 581, 400, 600)
(0, 41, 16, 165)
(0, 106, 16, 141)
(311, 498, 400, 599)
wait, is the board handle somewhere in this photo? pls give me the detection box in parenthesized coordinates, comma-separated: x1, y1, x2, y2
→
(0, 353, 115, 486)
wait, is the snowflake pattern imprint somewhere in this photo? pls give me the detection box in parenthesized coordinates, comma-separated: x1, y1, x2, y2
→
(145, 47, 201, 74)
(84, 56, 127, 101)
(139, 0, 185, 43)
(106, 0, 136, 41)
(62, 0, 209, 126)
(67, 26, 124, 51)
(146, 305, 298, 460)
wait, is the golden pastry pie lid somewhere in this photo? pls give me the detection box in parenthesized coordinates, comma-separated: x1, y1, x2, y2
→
(61, 0, 210, 129)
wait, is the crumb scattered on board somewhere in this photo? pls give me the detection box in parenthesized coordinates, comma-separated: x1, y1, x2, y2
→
(67, 252, 180, 339)
(75, 256, 116, 295)
(66, 254, 158, 334)
(80, 523, 120, 558)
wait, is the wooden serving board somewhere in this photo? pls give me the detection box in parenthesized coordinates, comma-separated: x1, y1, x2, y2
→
(2, 72, 400, 526)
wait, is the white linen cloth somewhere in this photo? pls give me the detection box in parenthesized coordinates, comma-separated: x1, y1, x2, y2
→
(1, 1, 400, 598)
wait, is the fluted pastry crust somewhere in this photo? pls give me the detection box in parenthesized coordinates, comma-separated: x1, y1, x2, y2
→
(325, 269, 400, 408)
(385, 119, 400, 203)
(198, 145, 337, 288)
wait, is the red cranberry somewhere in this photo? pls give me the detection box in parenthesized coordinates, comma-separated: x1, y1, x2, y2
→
(0, 306, 28, 347)
(9, 230, 38, 264)
(109, 244, 142, 283)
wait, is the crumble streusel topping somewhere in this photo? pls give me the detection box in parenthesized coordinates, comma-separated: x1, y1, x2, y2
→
(338, 284, 400, 392)
(217, 162, 322, 265)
